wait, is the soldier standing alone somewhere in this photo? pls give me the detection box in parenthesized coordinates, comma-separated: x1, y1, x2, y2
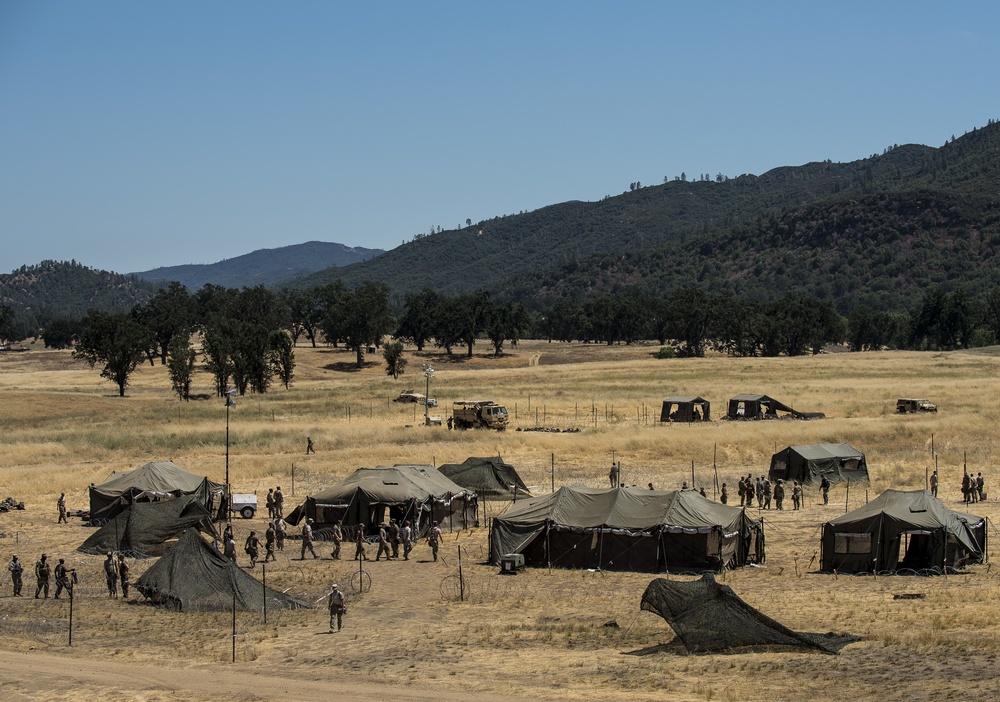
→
(34, 554, 50, 599)
(8, 554, 23, 597)
(820, 476, 831, 505)
(930, 470, 939, 497)
(428, 521, 442, 562)
(57, 492, 68, 524)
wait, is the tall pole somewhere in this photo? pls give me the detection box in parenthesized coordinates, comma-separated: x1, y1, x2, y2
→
(551, 453, 555, 493)
(68, 583, 74, 647)
(262, 563, 267, 625)
(231, 589, 237, 663)
(225, 389, 236, 521)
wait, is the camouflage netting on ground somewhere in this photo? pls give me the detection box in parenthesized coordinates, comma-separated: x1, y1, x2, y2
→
(640, 574, 859, 654)
(77, 495, 217, 558)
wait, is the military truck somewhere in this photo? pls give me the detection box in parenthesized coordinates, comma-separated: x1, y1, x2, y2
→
(896, 398, 938, 414)
(394, 390, 438, 407)
(452, 400, 509, 430)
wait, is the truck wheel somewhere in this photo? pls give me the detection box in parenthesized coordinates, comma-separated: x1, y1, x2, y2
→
(240, 506, 255, 519)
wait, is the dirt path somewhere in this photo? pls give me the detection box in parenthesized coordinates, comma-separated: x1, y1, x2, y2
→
(0, 649, 534, 702)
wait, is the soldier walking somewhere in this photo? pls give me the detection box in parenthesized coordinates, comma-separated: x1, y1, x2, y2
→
(389, 519, 401, 558)
(103, 552, 118, 598)
(773, 480, 785, 510)
(54, 558, 72, 599)
(57, 492, 68, 524)
(327, 583, 346, 632)
(306, 437, 315, 454)
(428, 521, 442, 562)
(8, 554, 23, 596)
(301, 519, 318, 560)
(820, 476, 831, 505)
(401, 520, 413, 561)
(275, 517, 287, 551)
(245, 531, 261, 567)
(792, 481, 803, 510)
(34, 554, 51, 599)
(930, 470, 939, 497)
(330, 520, 343, 560)
(117, 553, 130, 598)
(266, 489, 275, 520)
(274, 486, 284, 519)
(224, 532, 237, 562)
(375, 523, 391, 561)
(264, 522, 277, 563)
(354, 524, 368, 561)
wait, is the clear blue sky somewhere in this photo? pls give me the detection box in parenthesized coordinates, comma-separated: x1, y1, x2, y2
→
(2, 1, 998, 274)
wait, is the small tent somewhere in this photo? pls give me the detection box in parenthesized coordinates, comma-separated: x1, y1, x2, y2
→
(769, 444, 868, 485)
(78, 495, 218, 557)
(725, 394, 824, 420)
(821, 489, 986, 574)
(286, 465, 478, 537)
(490, 486, 763, 573)
(641, 574, 859, 654)
(134, 528, 308, 612)
(89, 460, 226, 523)
(660, 396, 711, 423)
(437, 456, 530, 499)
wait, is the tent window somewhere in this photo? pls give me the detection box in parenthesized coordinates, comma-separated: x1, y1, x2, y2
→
(834, 533, 872, 554)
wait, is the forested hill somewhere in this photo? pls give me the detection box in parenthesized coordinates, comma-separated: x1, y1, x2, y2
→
(298, 120, 1000, 311)
(134, 240, 384, 290)
(0, 261, 156, 337)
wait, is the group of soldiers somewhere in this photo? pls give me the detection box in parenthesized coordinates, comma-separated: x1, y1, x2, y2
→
(737, 475, 808, 510)
(7, 551, 128, 599)
(300, 516, 443, 564)
(961, 471, 986, 504)
(264, 486, 286, 520)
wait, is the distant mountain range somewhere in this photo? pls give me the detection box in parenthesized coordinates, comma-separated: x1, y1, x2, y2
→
(133, 241, 383, 290)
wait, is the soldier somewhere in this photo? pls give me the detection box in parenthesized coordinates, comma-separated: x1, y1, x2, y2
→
(375, 522, 391, 561)
(762, 478, 772, 510)
(609, 462, 620, 488)
(930, 470, 939, 497)
(327, 583, 346, 632)
(962, 473, 972, 504)
(117, 553, 130, 598)
(34, 554, 50, 599)
(792, 481, 803, 510)
(401, 520, 413, 561)
(265, 488, 275, 520)
(264, 521, 277, 563)
(330, 520, 343, 560)
(773, 479, 784, 510)
(820, 476, 831, 505)
(273, 486, 285, 518)
(306, 437, 315, 454)
(223, 522, 234, 544)
(57, 492, 68, 524)
(301, 519, 318, 560)
(103, 552, 118, 598)
(245, 531, 260, 568)
(354, 524, 368, 561)
(428, 521, 442, 562)
(54, 558, 71, 599)
(224, 533, 237, 563)
(977, 472, 986, 501)
(389, 519, 401, 558)
(720, 483, 728, 504)
(8, 554, 23, 596)
(737, 477, 746, 506)
(756, 477, 765, 508)
(275, 516, 287, 551)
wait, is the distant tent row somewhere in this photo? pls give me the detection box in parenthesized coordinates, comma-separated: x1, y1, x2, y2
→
(89, 460, 227, 524)
(660, 394, 824, 423)
(821, 490, 986, 574)
(135, 529, 308, 612)
(438, 456, 530, 499)
(490, 486, 764, 573)
(769, 444, 869, 485)
(78, 495, 217, 557)
(287, 465, 478, 537)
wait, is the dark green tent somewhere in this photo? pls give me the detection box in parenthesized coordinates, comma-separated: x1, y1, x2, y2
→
(725, 394, 824, 420)
(437, 456, 530, 499)
(134, 528, 308, 612)
(490, 486, 763, 573)
(88, 460, 227, 523)
(821, 489, 986, 574)
(660, 396, 710, 422)
(78, 495, 218, 558)
(769, 444, 868, 485)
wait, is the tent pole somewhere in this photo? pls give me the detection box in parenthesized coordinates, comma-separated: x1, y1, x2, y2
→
(546, 523, 551, 575)
(845, 481, 850, 514)
(231, 589, 237, 663)
(262, 563, 267, 625)
(551, 453, 555, 494)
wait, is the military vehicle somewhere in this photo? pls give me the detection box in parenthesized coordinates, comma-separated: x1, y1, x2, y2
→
(896, 398, 938, 414)
(393, 390, 438, 407)
(452, 401, 509, 430)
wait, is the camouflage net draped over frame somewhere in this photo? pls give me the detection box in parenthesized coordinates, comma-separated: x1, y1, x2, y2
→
(640, 574, 859, 654)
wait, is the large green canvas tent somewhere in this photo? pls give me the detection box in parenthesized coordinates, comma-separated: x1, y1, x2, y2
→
(660, 396, 711, 423)
(286, 465, 478, 537)
(77, 495, 218, 558)
(134, 528, 308, 612)
(820, 489, 986, 574)
(490, 486, 763, 573)
(437, 456, 530, 499)
(88, 460, 226, 523)
(769, 444, 868, 485)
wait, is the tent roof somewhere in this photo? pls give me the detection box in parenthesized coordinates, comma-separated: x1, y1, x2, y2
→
(438, 457, 529, 497)
(309, 465, 472, 505)
(497, 486, 746, 532)
(784, 444, 864, 461)
(827, 489, 984, 533)
(663, 396, 709, 404)
(641, 574, 859, 653)
(91, 460, 214, 497)
(78, 495, 217, 557)
(730, 393, 770, 401)
(134, 529, 308, 612)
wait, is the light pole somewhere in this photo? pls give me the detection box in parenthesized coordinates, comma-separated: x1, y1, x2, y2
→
(225, 389, 237, 520)
(423, 364, 435, 426)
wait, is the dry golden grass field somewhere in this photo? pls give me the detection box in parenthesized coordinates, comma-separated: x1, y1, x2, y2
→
(2, 339, 1000, 701)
